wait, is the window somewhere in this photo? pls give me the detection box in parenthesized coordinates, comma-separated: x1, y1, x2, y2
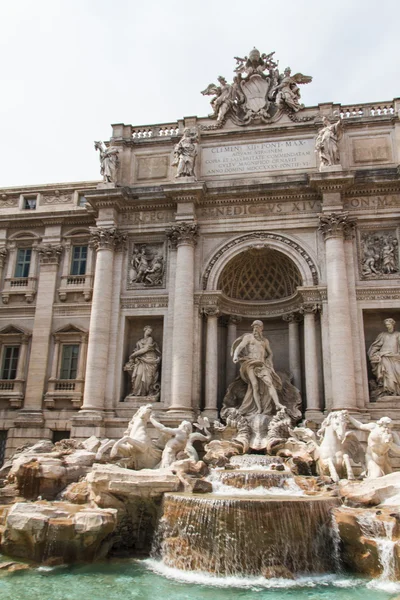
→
(70, 245, 87, 276)
(60, 344, 79, 379)
(1, 346, 19, 380)
(0, 430, 7, 467)
(52, 430, 70, 444)
(23, 196, 37, 210)
(78, 194, 87, 207)
(14, 248, 32, 278)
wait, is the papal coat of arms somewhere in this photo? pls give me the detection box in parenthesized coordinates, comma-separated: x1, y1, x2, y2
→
(201, 47, 312, 128)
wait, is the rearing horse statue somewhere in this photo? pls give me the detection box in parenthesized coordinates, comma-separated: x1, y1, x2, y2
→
(316, 410, 364, 482)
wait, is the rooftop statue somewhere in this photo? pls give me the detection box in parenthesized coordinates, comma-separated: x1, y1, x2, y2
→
(172, 127, 198, 178)
(94, 140, 119, 184)
(201, 47, 312, 128)
(315, 117, 342, 168)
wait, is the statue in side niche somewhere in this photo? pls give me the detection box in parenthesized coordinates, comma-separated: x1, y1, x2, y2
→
(124, 326, 161, 398)
(172, 127, 198, 178)
(315, 117, 342, 168)
(368, 318, 400, 396)
(347, 414, 400, 478)
(94, 141, 120, 183)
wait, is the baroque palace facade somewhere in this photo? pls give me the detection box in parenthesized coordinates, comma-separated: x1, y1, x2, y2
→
(0, 48, 399, 464)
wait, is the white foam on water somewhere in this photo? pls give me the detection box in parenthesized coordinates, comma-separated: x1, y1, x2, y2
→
(142, 558, 364, 590)
(207, 470, 304, 496)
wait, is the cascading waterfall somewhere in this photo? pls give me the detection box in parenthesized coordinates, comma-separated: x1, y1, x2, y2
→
(357, 512, 397, 581)
(154, 492, 340, 576)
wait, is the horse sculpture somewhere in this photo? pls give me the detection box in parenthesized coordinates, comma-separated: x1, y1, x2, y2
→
(96, 404, 161, 469)
(316, 410, 364, 482)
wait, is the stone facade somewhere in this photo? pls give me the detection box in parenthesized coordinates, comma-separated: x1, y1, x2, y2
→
(0, 57, 399, 462)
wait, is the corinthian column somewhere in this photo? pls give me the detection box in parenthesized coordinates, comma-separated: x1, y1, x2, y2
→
(282, 312, 302, 392)
(300, 303, 321, 417)
(23, 244, 63, 412)
(319, 213, 357, 410)
(166, 222, 198, 417)
(203, 307, 219, 420)
(80, 227, 126, 413)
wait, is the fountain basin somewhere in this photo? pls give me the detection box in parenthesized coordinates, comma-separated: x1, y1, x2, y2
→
(156, 492, 340, 576)
(211, 469, 292, 490)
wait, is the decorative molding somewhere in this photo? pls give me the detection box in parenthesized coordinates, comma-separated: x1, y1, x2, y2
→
(120, 295, 169, 309)
(37, 244, 63, 265)
(202, 231, 319, 290)
(89, 227, 127, 251)
(42, 192, 72, 205)
(202, 306, 220, 318)
(0, 194, 18, 207)
(318, 212, 357, 240)
(166, 222, 199, 248)
(356, 287, 400, 301)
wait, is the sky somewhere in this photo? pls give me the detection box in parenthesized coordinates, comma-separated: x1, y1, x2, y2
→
(0, 0, 399, 188)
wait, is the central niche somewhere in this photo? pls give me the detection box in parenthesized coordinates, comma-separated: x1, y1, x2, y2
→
(218, 247, 302, 301)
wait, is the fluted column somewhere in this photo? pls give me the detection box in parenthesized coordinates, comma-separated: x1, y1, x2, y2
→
(81, 227, 126, 413)
(300, 304, 321, 416)
(282, 312, 302, 392)
(23, 244, 62, 411)
(319, 213, 357, 410)
(226, 316, 241, 387)
(203, 307, 219, 420)
(166, 222, 198, 417)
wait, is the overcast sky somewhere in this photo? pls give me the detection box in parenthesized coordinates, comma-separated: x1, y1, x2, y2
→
(0, 0, 399, 188)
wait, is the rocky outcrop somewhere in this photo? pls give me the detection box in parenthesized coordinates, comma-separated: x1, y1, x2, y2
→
(4, 440, 97, 501)
(1, 502, 117, 564)
(334, 505, 400, 579)
(339, 471, 400, 507)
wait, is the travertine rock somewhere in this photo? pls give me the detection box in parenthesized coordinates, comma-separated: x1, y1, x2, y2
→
(339, 471, 400, 507)
(334, 506, 400, 578)
(1, 502, 117, 563)
(86, 463, 180, 508)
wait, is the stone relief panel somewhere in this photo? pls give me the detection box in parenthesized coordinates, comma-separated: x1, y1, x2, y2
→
(127, 241, 166, 289)
(359, 230, 399, 279)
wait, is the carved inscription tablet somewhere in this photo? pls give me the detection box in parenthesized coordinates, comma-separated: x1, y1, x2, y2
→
(201, 139, 316, 177)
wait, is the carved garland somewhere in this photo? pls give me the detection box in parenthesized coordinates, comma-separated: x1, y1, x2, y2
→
(202, 232, 319, 290)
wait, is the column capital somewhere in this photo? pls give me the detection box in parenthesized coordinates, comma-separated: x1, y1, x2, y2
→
(282, 311, 302, 323)
(299, 302, 321, 315)
(203, 306, 220, 318)
(37, 244, 63, 265)
(318, 212, 356, 241)
(166, 222, 199, 248)
(89, 227, 127, 252)
(228, 315, 242, 325)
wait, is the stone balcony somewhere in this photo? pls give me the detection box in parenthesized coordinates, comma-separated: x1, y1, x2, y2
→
(2, 276, 37, 304)
(58, 274, 93, 302)
(44, 379, 84, 409)
(0, 379, 25, 408)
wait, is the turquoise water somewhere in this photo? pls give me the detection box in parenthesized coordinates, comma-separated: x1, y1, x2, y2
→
(0, 557, 399, 600)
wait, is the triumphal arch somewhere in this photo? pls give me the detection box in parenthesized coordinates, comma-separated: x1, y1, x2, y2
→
(0, 47, 399, 461)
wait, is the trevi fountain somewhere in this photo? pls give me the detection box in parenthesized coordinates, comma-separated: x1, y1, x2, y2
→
(1, 47, 400, 600)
